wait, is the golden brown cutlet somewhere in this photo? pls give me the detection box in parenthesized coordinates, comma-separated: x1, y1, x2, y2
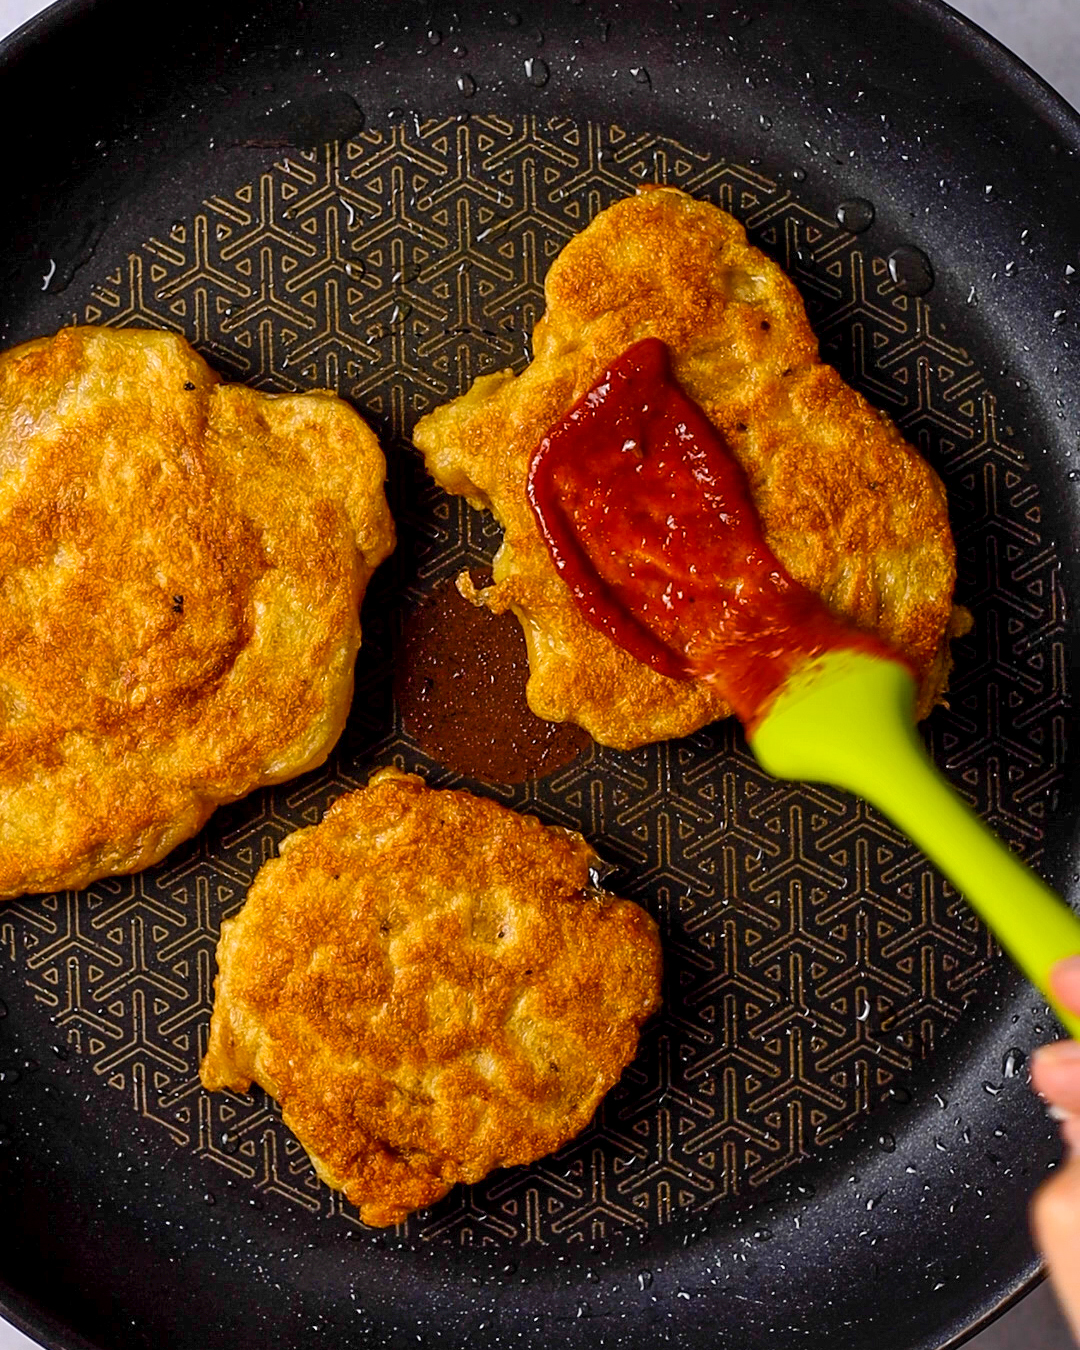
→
(0, 326, 394, 899)
(200, 768, 662, 1228)
(413, 186, 968, 750)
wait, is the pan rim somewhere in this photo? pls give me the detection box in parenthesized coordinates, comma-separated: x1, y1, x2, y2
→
(921, 0, 1080, 136)
(0, 1, 1077, 1348)
(3, 0, 1080, 139)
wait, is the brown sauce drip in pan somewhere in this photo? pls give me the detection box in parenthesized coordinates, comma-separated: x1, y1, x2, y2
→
(394, 574, 590, 784)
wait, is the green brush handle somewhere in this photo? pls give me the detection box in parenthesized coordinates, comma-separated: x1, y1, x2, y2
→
(751, 650, 1080, 1041)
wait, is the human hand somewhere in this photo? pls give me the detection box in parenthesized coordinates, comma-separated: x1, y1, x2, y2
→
(1030, 956, 1080, 1340)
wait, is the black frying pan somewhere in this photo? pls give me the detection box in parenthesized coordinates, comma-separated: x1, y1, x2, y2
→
(1, 1, 1079, 1347)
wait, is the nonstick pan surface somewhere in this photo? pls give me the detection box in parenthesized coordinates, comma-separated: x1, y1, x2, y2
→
(1, 1, 1079, 1347)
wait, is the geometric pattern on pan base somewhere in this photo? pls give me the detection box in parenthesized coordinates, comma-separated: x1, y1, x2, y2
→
(0, 114, 1066, 1246)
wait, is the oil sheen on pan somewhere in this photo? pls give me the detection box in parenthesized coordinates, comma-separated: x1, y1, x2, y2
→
(393, 575, 589, 784)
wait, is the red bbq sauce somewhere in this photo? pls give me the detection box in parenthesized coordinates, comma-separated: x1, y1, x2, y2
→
(526, 337, 908, 733)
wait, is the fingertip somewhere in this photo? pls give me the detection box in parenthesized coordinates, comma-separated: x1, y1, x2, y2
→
(1034, 1039, 1080, 1069)
(1032, 1155, 1080, 1251)
(1032, 1039, 1080, 1097)
(1050, 955, 1080, 1011)
(1033, 1154, 1080, 1343)
(1063, 1116, 1080, 1156)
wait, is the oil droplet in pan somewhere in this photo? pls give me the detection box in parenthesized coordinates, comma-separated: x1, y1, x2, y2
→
(835, 197, 875, 233)
(1002, 1047, 1025, 1079)
(457, 73, 477, 97)
(524, 57, 550, 86)
(887, 245, 934, 296)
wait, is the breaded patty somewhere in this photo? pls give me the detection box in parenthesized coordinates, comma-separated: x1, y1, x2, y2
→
(0, 326, 394, 899)
(201, 768, 662, 1227)
(413, 187, 966, 750)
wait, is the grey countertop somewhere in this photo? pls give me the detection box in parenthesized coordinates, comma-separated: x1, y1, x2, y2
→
(0, 1, 1078, 1347)
(952, 0, 1080, 110)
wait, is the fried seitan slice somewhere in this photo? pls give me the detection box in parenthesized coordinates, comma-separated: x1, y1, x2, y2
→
(201, 768, 662, 1227)
(413, 186, 966, 750)
(0, 326, 394, 898)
